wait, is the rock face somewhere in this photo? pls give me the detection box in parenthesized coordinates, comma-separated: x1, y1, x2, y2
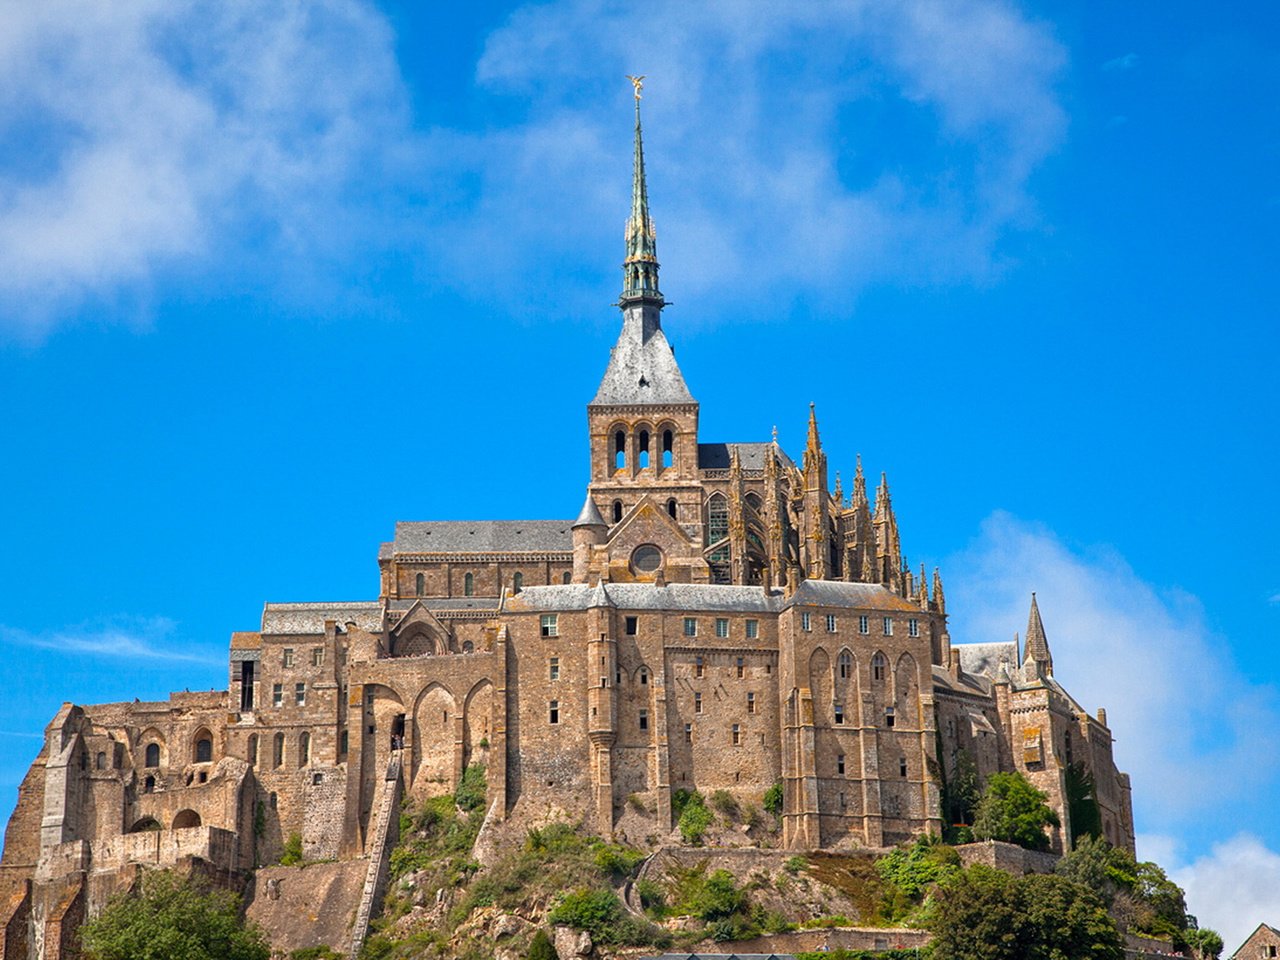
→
(243, 860, 367, 956)
(554, 924, 594, 959)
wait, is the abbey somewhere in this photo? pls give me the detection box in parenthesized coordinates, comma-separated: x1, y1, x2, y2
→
(0, 97, 1133, 958)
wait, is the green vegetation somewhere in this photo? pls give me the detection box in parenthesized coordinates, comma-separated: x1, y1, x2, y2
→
(1065, 761, 1102, 845)
(795, 952, 919, 960)
(454, 764, 487, 812)
(939, 748, 980, 841)
(763, 781, 784, 816)
(709, 789, 738, 818)
(927, 864, 1123, 960)
(288, 948, 344, 960)
(971, 771, 1060, 851)
(874, 835, 961, 901)
(279, 832, 303, 866)
(526, 928, 556, 960)
(80, 870, 270, 960)
(546, 888, 658, 946)
(673, 789, 714, 844)
(1185, 928, 1225, 960)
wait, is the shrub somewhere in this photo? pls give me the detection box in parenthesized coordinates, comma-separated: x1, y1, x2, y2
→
(763, 781, 784, 816)
(636, 878, 666, 915)
(526, 929, 556, 960)
(784, 855, 807, 874)
(875, 836, 960, 900)
(971, 772, 1060, 851)
(709, 789, 738, 818)
(280, 832, 303, 866)
(455, 764, 487, 812)
(547, 888, 659, 946)
(289, 948, 343, 960)
(678, 793, 714, 845)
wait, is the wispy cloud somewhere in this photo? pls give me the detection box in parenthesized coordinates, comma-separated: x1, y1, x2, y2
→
(1268, 592, 1280, 604)
(1103, 52, 1139, 71)
(0, 617, 220, 665)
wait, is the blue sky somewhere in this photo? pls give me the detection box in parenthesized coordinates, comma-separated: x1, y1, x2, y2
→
(0, 0, 1276, 942)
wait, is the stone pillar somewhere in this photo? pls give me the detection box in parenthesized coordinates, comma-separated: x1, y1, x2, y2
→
(860, 692, 883, 846)
(586, 623, 617, 838)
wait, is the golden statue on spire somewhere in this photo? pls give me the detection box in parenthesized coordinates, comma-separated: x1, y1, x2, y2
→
(625, 75, 645, 100)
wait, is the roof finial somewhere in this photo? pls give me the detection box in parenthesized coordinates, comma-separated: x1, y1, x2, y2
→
(626, 75, 645, 100)
(620, 76, 663, 308)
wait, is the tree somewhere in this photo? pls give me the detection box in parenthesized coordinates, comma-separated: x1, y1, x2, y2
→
(1065, 761, 1102, 845)
(1185, 928, 1224, 960)
(971, 772, 1060, 851)
(80, 870, 270, 960)
(928, 864, 1123, 960)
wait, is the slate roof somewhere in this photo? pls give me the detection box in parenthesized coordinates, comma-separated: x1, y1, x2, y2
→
(698, 442, 795, 472)
(393, 520, 574, 554)
(932, 663, 991, 697)
(788, 579, 923, 612)
(591, 315, 695, 405)
(261, 602, 383, 635)
(955, 640, 1019, 680)
(509, 582, 783, 614)
(389, 598, 501, 612)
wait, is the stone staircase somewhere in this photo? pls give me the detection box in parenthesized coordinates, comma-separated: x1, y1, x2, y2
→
(348, 750, 403, 960)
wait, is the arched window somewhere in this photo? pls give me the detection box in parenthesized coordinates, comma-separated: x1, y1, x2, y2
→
(462, 641, 474, 654)
(173, 809, 201, 829)
(562, 571, 571, 584)
(299, 732, 310, 767)
(247, 735, 258, 767)
(144, 743, 160, 768)
(614, 430, 627, 470)
(512, 572, 523, 594)
(273, 733, 285, 769)
(194, 735, 212, 763)
(662, 430, 674, 468)
(464, 572, 474, 597)
(638, 430, 650, 468)
(667, 498, 678, 519)
(838, 651, 853, 680)
(707, 494, 729, 544)
(144, 775, 155, 794)
(415, 573, 425, 596)
(96, 751, 107, 770)
(613, 500, 624, 524)
(872, 653, 887, 682)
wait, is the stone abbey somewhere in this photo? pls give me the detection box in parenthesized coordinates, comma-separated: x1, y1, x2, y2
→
(0, 96, 1134, 958)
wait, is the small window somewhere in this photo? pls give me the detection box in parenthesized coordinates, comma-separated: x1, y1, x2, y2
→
(269, 791, 278, 809)
(625, 616, 638, 635)
(247, 735, 258, 766)
(662, 429, 674, 468)
(273, 733, 285, 768)
(683, 617, 697, 638)
(295, 682, 306, 707)
(144, 743, 160, 768)
(614, 431, 626, 470)
(144, 775, 155, 793)
(639, 667, 649, 685)
(632, 544, 663, 574)
(885, 707, 895, 728)
(837, 754, 846, 775)
(872, 653, 887, 682)
(541, 614, 559, 638)
(415, 572, 424, 596)
(667, 498, 678, 519)
(745, 619, 759, 639)
(273, 684, 283, 707)
(695, 692, 703, 713)
(747, 691, 756, 714)
(801, 612, 812, 632)
(312, 772, 323, 785)
(715, 618, 729, 638)
(883, 617, 893, 636)
(638, 430, 650, 468)
(639, 709, 649, 731)
(834, 703, 845, 725)
(299, 732, 310, 767)
(311, 647, 324, 667)
(694, 656, 704, 678)
(826, 614, 837, 633)
(195, 737, 212, 763)
(562, 571, 572, 584)
(840, 792, 847, 809)
(96, 751, 106, 770)
(549, 657, 560, 681)
(859, 615, 869, 634)
(732, 724, 741, 745)
(283, 648, 294, 668)
(513, 572, 524, 594)
(838, 651, 852, 679)
(899, 756, 908, 778)
(613, 500, 624, 523)
(736, 656, 745, 678)
(684, 723, 693, 743)
(463, 640, 474, 653)
(340, 730, 348, 755)
(464, 572, 474, 597)
(549, 700, 560, 724)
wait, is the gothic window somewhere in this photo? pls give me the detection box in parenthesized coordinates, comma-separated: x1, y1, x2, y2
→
(541, 614, 558, 637)
(247, 735, 258, 766)
(707, 494, 729, 545)
(464, 572, 474, 597)
(613, 500, 624, 523)
(745, 492, 762, 513)
(667, 498, 678, 519)
(299, 732, 310, 767)
(415, 573, 425, 596)
(614, 430, 626, 470)
(838, 651, 852, 679)
(144, 743, 160, 768)
(194, 734, 213, 763)
(513, 572, 523, 594)
(662, 429, 674, 468)
(273, 733, 285, 768)
(638, 430, 650, 468)
(872, 653, 887, 682)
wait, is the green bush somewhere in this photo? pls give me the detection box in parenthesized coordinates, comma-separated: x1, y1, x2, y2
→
(972, 772, 1060, 851)
(636, 878, 666, 915)
(280, 832, 303, 866)
(547, 888, 660, 946)
(763, 781, 784, 816)
(455, 764, 487, 812)
(526, 929, 556, 960)
(289, 948, 344, 960)
(784, 855, 807, 874)
(677, 791, 713, 844)
(709, 789, 738, 818)
(875, 836, 960, 900)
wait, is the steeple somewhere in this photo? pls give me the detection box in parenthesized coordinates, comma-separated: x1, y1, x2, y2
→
(803, 403, 826, 476)
(1022, 592, 1053, 676)
(620, 76, 662, 308)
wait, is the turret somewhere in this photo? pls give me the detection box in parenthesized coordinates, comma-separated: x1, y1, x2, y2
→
(572, 494, 607, 582)
(1022, 593, 1054, 678)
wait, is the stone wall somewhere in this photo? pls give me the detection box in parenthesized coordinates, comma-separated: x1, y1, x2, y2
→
(954, 839, 1058, 875)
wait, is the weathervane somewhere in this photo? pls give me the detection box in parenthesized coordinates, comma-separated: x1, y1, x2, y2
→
(625, 75, 645, 100)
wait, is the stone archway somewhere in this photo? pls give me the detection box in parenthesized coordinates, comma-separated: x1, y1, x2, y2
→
(463, 679, 494, 768)
(412, 683, 457, 797)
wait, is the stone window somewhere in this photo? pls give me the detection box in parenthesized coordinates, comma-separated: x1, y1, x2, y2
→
(295, 682, 306, 706)
(684, 723, 692, 743)
(638, 430, 650, 468)
(614, 430, 626, 470)
(683, 617, 697, 637)
(899, 756, 908, 777)
(415, 573, 424, 596)
(549, 657, 560, 680)
(96, 751, 106, 770)
(613, 500, 624, 523)
(732, 724, 741, 746)
(840, 792, 847, 809)
(639, 709, 648, 731)
(662, 429, 674, 468)
(745, 619, 759, 639)
(715, 618, 729, 638)
(299, 732, 310, 767)
(144, 775, 155, 793)
(872, 653, 887, 682)
(838, 651, 852, 679)
(273, 684, 283, 707)
(273, 734, 285, 768)
(195, 735, 213, 763)
(340, 730, 348, 756)
(560, 571, 570, 584)
(694, 655, 704, 678)
(625, 616, 638, 636)
(801, 612, 812, 632)
(549, 700, 560, 724)
(694, 692, 703, 713)
(283, 648, 294, 668)
(908, 618, 919, 637)
(736, 656, 745, 678)
(667, 498, 678, 519)
(464, 572, 474, 597)
(882, 617, 893, 636)
(837, 754, 845, 775)
(632, 544, 663, 575)
(513, 572, 524, 594)
(638, 667, 649, 685)
(144, 743, 160, 768)
(311, 647, 324, 667)
(463, 641, 474, 653)
(885, 707, 895, 728)
(826, 614, 837, 633)
(834, 703, 845, 725)
(707, 494, 729, 544)
(859, 615, 869, 634)
(312, 772, 323, 785)
(248, 735, 258, 766)
(541, 615, 558, 638)
(616, 667, 622, 684)
(747, 692, 756, 713)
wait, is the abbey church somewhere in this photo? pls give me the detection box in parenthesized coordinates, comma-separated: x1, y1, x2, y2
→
(0, 94, 1133, 958)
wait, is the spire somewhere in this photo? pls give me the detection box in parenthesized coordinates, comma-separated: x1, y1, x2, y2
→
(852, 454, 868, 508)
(1023, 592, 1053, 676)
(803, 403, 825, 474)
(918, 563, 929, 609)
(833, 471, 844, 508)
(932, 567, 946, 615)
(621, 76, 662, 307)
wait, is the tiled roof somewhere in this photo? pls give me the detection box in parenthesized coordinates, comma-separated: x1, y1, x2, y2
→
(261, 602, 382, 635)
(393, 520, 574, 554)
(591, 316, 695, 405)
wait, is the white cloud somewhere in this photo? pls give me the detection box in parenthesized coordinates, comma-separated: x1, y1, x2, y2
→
(1103, 52, 1140, 71)
(945, 512, 1280, 833)
(0, 0, 413, 339)
(0, 617, 219, 665)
